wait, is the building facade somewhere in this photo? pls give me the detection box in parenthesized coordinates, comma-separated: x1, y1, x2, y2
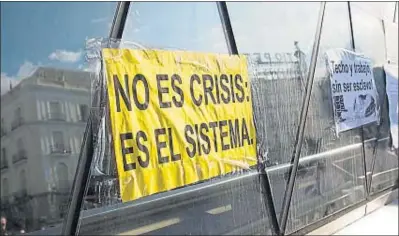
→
(0, 67, 92, 230)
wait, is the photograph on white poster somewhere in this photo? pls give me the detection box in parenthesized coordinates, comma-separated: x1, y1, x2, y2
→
(325, 48, 380, 134)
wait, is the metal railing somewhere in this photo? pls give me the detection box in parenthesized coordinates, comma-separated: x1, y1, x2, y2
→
(1, 128, 7, 137)
(50, 144, 72, 154)
(48, 112, 67, 121)
(0, 162, 9, 170)
(11, 117, 24, 130)
(14, 190, 28, 199)
(12, 150, 28, 164)
(78, 115, 89, 122)
(60, 2, 398, 236)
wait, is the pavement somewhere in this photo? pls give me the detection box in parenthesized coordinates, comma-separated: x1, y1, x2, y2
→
(334, 199, 398, 235)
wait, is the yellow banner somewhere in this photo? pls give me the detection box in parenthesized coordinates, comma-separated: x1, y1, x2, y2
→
(103, 48, 257, 203)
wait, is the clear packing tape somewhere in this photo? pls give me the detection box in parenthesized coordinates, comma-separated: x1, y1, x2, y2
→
(84, 37, 326, 203)
(86, 38, 261, 203)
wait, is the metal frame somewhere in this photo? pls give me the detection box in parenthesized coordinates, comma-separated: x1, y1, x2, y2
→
(278, 2, 326, 235)
(216, 2, 280, 234)
(347, 1, 396, 199)
(62, 2, 131, 235)
(62, 1, 397, 236)
(366, 17, 392, 196)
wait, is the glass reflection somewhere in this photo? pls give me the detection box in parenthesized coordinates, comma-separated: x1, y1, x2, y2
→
(77, 2, 273, 236)
(350, 2, 397, 22)
(351, 4, 399, 194)
(227, 3, 322, 229)
(228, 2, 320, 167)
(0, 2, 116, 234)
(1, 1, 395, 235)
(283, 2, 373, 233)
(122, 2, 228, 53)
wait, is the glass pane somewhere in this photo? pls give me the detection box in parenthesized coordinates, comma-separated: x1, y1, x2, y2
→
(229, 1, 320, 165)
(351, 3, 398, 195)
(350, 2, 397, 22)
(78, 2, 274, 236)
(286, 3, 367, 234)
(0, 2, 116, 234)
(227, 1, 321, 224)
(122, 2, 228, 53)
(396, 3, 399, 23)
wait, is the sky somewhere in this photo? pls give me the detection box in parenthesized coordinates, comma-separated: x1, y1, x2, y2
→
(0, 2, 116, 94)
(1, 2, 397, 95)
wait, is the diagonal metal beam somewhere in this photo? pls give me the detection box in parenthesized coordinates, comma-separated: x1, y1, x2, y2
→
(61, 2, 131, 235)
(278, 2, 326, 235)
(217, 2, 238, 55)
(109, 2, 131, 39)
(217, 2, 280, 235)
(347, 1, 370, 199)
(366, 19, 390, 196)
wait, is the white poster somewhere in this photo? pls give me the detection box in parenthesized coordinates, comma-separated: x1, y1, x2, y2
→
(384, 64, 398, 149)
(326, 48, 379, 133)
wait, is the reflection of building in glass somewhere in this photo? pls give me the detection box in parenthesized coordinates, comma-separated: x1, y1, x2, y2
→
(248, 44, 310, 164)
(0, 67, 92, 231)
(250, 43, 331, 167)
(247, 51, 304, 81)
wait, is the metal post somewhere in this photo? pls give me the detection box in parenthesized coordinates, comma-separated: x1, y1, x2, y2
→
(347, 1, 370, 199)
(61, 2, 130, 235)
(347, 2, 356, 50)
(109, 2, 131, 39)
(366, 19, 390, 195)
(61, 117, 94, 236)
(216, 2, 280, 234)
(259, 165, 281, 235)
(279, 2, 326, 235)
(216, 2, 239, 55)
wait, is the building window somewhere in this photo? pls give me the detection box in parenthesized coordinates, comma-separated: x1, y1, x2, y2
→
(1, 148, 8, 170)
(15, 107, 22, 118)
(20, 170, 27, 195)
(12, 139, 27, 164)
(79, 104, 89, 122)
(2, 148, 7, 162)
(49, 101, 65, 121)
(51, 131, 71, 154)
(11, 107, 24, 130)
(1, 118, 6, 137)
(2, 178, 9, 197)
(57, 162, 70, 192)
(17, 138, 27, 158)
(17, 138, 23, 147)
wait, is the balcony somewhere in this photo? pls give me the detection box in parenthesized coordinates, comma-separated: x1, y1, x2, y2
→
(78, 114, 89, 122)
(48, 112, 66, 121)
(1, 128, 6, 137)
(56, 181, 72, 194)
(0, 196, 10, 206)
(50, 144, 72, 155)
(12, 149, 28, 164)
(11, 117, 24, 131)
(0, 162, 9, 171)
(13, 189, 28, 200)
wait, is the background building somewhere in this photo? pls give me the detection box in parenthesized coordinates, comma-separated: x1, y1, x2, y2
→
(0, 67, 92, 230)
